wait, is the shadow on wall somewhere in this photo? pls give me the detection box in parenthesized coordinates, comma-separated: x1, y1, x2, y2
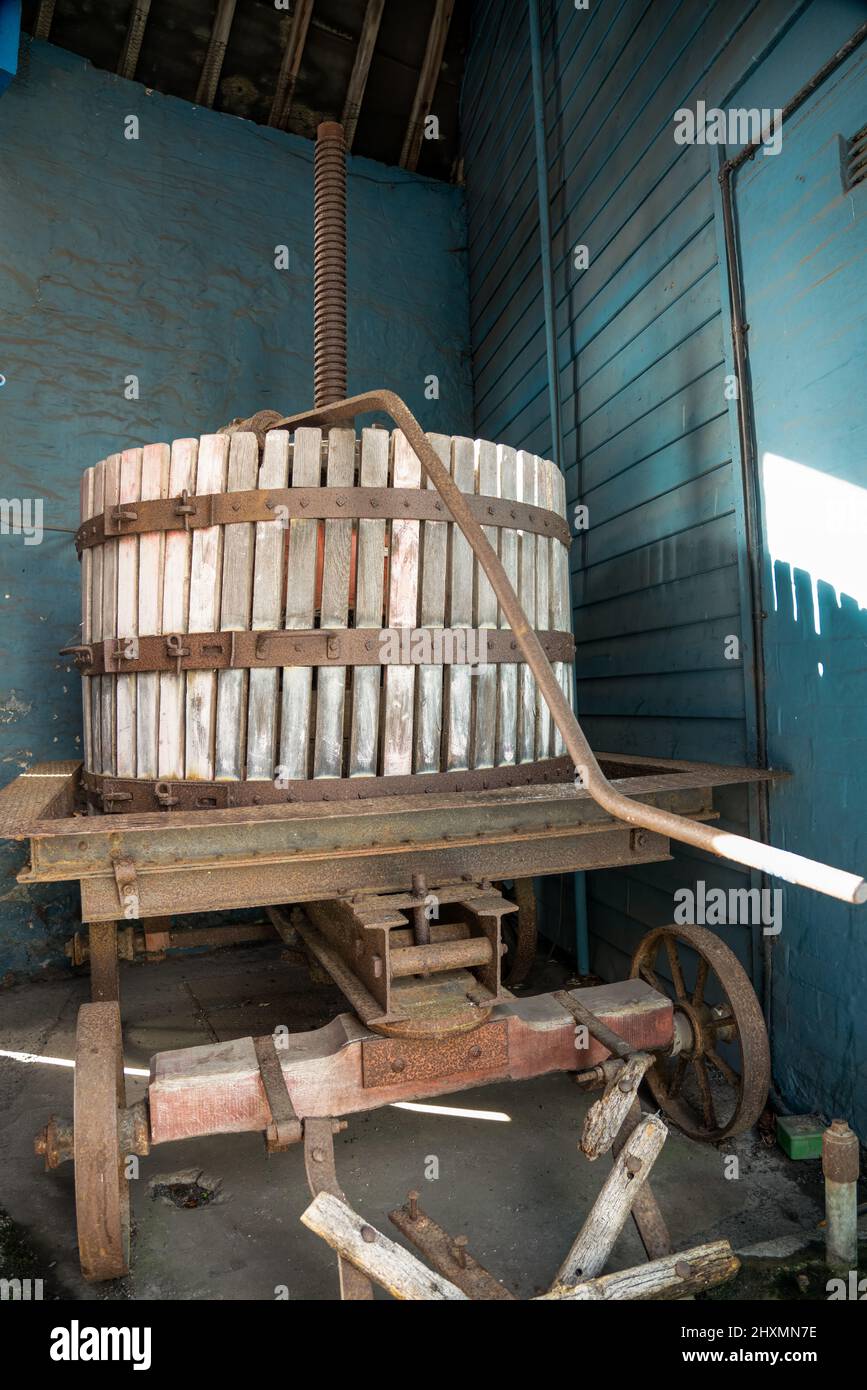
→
(762, 454, 867, 1134)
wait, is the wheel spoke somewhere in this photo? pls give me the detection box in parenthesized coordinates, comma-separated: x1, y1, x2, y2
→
(692, 1057, 717, 1132)
(692, 956, 709, 1006)
(665, 936, 687, 999)
(639, 962, 661, 992)
(706, 1047, 740, 1090)
(669, 1053, 688, 1097)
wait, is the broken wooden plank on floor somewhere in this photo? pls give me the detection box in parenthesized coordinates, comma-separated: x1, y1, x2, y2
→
(538, 1240, 740, 1301)
(389, 1197, 516, 1299)
(300, 1191, 468, 1300)
(556, 1112, 668, 1286)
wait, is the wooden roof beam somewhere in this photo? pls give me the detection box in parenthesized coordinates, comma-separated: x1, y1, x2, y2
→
(340, 0, 385, 150)
(268, 0, 314, 131)
(195, 0, 238, 109)
(33, 1, 56, 41)
(117, 0, 152, 82)
(399, 0, 455, 171)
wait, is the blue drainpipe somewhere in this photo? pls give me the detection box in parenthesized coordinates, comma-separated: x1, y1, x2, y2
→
(528, 0, 590, 976)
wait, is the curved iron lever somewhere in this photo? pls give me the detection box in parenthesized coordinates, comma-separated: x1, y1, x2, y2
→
(260, 389, 865, 906)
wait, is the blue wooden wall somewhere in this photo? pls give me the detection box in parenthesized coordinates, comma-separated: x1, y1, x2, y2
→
(723, 6, 867, 1133)
(463, 0, 867, 1132)
(0, 37, 471, 979)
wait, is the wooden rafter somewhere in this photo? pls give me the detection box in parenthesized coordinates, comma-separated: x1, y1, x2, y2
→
(340, 0, 385, 150)
(399, 0, 456, 171)
(268, 0, 314, 131)
(33, 0, 56, 41)
(195, 0, 238, 109)
(117, 0, 152, 82)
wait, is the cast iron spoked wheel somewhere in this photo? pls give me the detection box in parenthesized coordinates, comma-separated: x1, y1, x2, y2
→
(74, 1001, 131, 1281)
(496, 878, 538, 987)
(630, 923, 770, 1143)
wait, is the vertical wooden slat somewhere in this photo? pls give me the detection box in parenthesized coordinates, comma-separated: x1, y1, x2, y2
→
(215, 433, 258, 781)
(276, 428, 320, 781)
(136, 444, 170, 780)
(535, 455, 552, 760)
(314, 429, 356, 778)
(89, 462, 105, 777)
(382, 431, 420, 776)
(496, 445, 519, 766)
(445, 437, 475, 771)
(247, 431, 291, 780)
(158, 438, 198, 781)
(80, 468, 95, 770)
(517, 450, 537, 764)
(100, 454, 121, 775)
(115, 449, 142, 778)
(415, 433, 449, 774)
(185, 436, 229, 780)
(473, 438, 498, 768)
(348, 428, 389, 778)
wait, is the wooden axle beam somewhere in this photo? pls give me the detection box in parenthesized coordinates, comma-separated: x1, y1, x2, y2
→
(147, 979, 673, 1147)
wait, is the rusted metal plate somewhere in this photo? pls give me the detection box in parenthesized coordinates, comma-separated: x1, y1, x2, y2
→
(361, 1018, 509, 1088)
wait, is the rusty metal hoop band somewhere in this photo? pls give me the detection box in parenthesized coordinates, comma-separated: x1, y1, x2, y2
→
(74, 487, 571, 552)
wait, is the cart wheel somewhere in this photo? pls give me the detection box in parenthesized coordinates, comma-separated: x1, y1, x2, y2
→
(74, 1001, 131, 1281)
(498, 878, 538, 987)
(630, 923, 770, 1143)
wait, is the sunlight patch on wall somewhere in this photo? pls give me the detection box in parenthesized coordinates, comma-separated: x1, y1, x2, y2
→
(762, 453, 867, 632)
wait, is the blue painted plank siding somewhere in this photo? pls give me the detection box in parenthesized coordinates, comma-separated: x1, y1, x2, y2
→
(462, 0, 805, 990)
(464, 0, 867, 1133)
(0, 38, 471, 978)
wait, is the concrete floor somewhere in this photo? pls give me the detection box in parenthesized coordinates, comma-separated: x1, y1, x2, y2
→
(0, 939, 831, 1301)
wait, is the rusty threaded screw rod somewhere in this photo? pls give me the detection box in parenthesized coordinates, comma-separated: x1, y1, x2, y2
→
(313, 121, 348, 408)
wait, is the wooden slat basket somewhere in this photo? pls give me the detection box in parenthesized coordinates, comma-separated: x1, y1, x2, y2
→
(74, 426, 576, 812)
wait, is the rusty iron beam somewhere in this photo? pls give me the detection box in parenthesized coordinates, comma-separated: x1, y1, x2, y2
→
(75, 824, 671, 922)
(341, 0, 385, 149)
(271, 390, 866, 908)
(268, 0, 314, 130)
(400, 0, 456, 171)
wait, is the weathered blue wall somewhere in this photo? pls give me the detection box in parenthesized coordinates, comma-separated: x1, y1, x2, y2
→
(463, 0, 866, 1133)
(0, 37, 471, 978)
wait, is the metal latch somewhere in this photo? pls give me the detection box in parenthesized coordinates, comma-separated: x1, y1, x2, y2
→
(253, 1035, 302, 1152)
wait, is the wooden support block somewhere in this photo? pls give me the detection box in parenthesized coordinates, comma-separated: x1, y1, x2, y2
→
(580, 1050, 655, 1160)
(538, 1240, 740, 1301)
(300, 1191, 468, 1300)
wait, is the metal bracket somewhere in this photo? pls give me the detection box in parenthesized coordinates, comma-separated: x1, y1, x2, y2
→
(112, 856, 140, 920)
(253, 1035, 302, 1152)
